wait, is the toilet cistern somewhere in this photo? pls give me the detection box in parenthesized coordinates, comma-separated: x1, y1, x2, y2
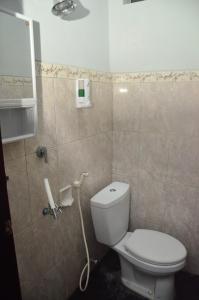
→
(90, 182, 187, 300)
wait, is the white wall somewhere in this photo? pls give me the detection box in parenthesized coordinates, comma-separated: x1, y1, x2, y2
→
(109, 0, 199, 72)
(1, 0, 199, 72)
(0, 0, 109, 71)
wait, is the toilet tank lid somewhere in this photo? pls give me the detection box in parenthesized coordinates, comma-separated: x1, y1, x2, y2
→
(90, 182, 130, 209)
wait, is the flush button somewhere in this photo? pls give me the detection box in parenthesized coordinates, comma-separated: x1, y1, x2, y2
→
(110, 188, 116, 192)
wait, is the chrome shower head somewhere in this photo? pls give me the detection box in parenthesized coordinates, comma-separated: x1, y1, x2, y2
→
(52, 0, 77, 16)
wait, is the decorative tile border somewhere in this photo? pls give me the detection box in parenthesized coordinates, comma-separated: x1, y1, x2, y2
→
(0, 76, 32, 86)
(36, 62, 199, 83)
(36, 61, 112, 83)
(3, 62, 197, 84)
(112, 71, 199, 83)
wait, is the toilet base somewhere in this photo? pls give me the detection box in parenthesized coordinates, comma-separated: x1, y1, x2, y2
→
(119, 255, 175, 300)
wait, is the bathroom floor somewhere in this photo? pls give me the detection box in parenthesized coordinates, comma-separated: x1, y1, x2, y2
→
(69, 251, 199, 300)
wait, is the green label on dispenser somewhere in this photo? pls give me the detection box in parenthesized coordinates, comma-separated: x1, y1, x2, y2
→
(79, 89, 85, 97)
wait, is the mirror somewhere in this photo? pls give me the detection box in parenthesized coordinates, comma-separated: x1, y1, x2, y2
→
(0, 9, 36, 101)
(0, 8, 37, 144)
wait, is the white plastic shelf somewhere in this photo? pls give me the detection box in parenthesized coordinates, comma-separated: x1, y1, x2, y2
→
(0, 103, 36, 144)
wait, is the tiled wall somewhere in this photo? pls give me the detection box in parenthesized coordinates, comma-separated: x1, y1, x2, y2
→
(3, 65, 199, 300)
(112, 73, 199, 274)
(0, 76, 33, 99)
(3, 64, 113, 300)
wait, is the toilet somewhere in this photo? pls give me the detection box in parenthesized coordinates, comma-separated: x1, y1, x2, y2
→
(90, 182, 187, 300)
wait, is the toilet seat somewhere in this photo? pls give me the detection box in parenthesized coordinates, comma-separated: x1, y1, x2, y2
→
(125, 229, 187, 266)
(114, 232, 187, 275)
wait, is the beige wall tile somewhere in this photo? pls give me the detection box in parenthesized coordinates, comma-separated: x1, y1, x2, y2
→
(58, 133, 112, 189)
(3, 140, 25, 163)
(133, 169, 167, 232)
(26, 148, 59, 224)
(140, 81, 199, 136)
(36, 77, 55, 107)
(163, 178, 199, 273)
(42, 262, 69, 300)
(31, 217, 63, 275)
(14, 226, 43, 286)
(113, 131, 139, 176)
(20, 280, 46, 300)
(5, 157, 31, 235)
(139, 132, 169, 179)
(3, 68, 199, 300)
(26, 104, 57, 154)
(165, 82, 199, 136)
(25, 78, 57, 154)
(94, 82, 113, 133)
(168, 134, 199, 188)
(140, 82, 174, 134)
(79, 82, 113, 138)
(113, 83, 142, 132)
(54, 78, 79, 144)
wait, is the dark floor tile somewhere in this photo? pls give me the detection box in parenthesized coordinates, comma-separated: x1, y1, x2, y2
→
(175, 272, 199, 300)
(69, 251, 146, 300)
(69, 251, 199, 300)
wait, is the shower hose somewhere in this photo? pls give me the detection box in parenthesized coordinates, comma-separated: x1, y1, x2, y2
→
(77, 187, 90, 292)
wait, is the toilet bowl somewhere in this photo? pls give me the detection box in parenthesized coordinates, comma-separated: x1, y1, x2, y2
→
(90, 182, 187, 300)
(114, 231, 186, 300)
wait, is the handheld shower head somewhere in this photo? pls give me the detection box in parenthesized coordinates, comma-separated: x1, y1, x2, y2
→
(52, 0, 77, 16)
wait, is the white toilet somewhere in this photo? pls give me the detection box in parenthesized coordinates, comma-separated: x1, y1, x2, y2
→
(90, 182, 187, 300)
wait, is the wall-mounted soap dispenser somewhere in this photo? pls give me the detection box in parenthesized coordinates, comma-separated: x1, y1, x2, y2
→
(76, 79, 91, 108)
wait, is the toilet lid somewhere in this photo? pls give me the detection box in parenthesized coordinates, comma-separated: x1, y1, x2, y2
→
(125, 230, 187, 266)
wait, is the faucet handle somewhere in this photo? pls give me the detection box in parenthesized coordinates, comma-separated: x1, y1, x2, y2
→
(36, 146, 48, 163)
